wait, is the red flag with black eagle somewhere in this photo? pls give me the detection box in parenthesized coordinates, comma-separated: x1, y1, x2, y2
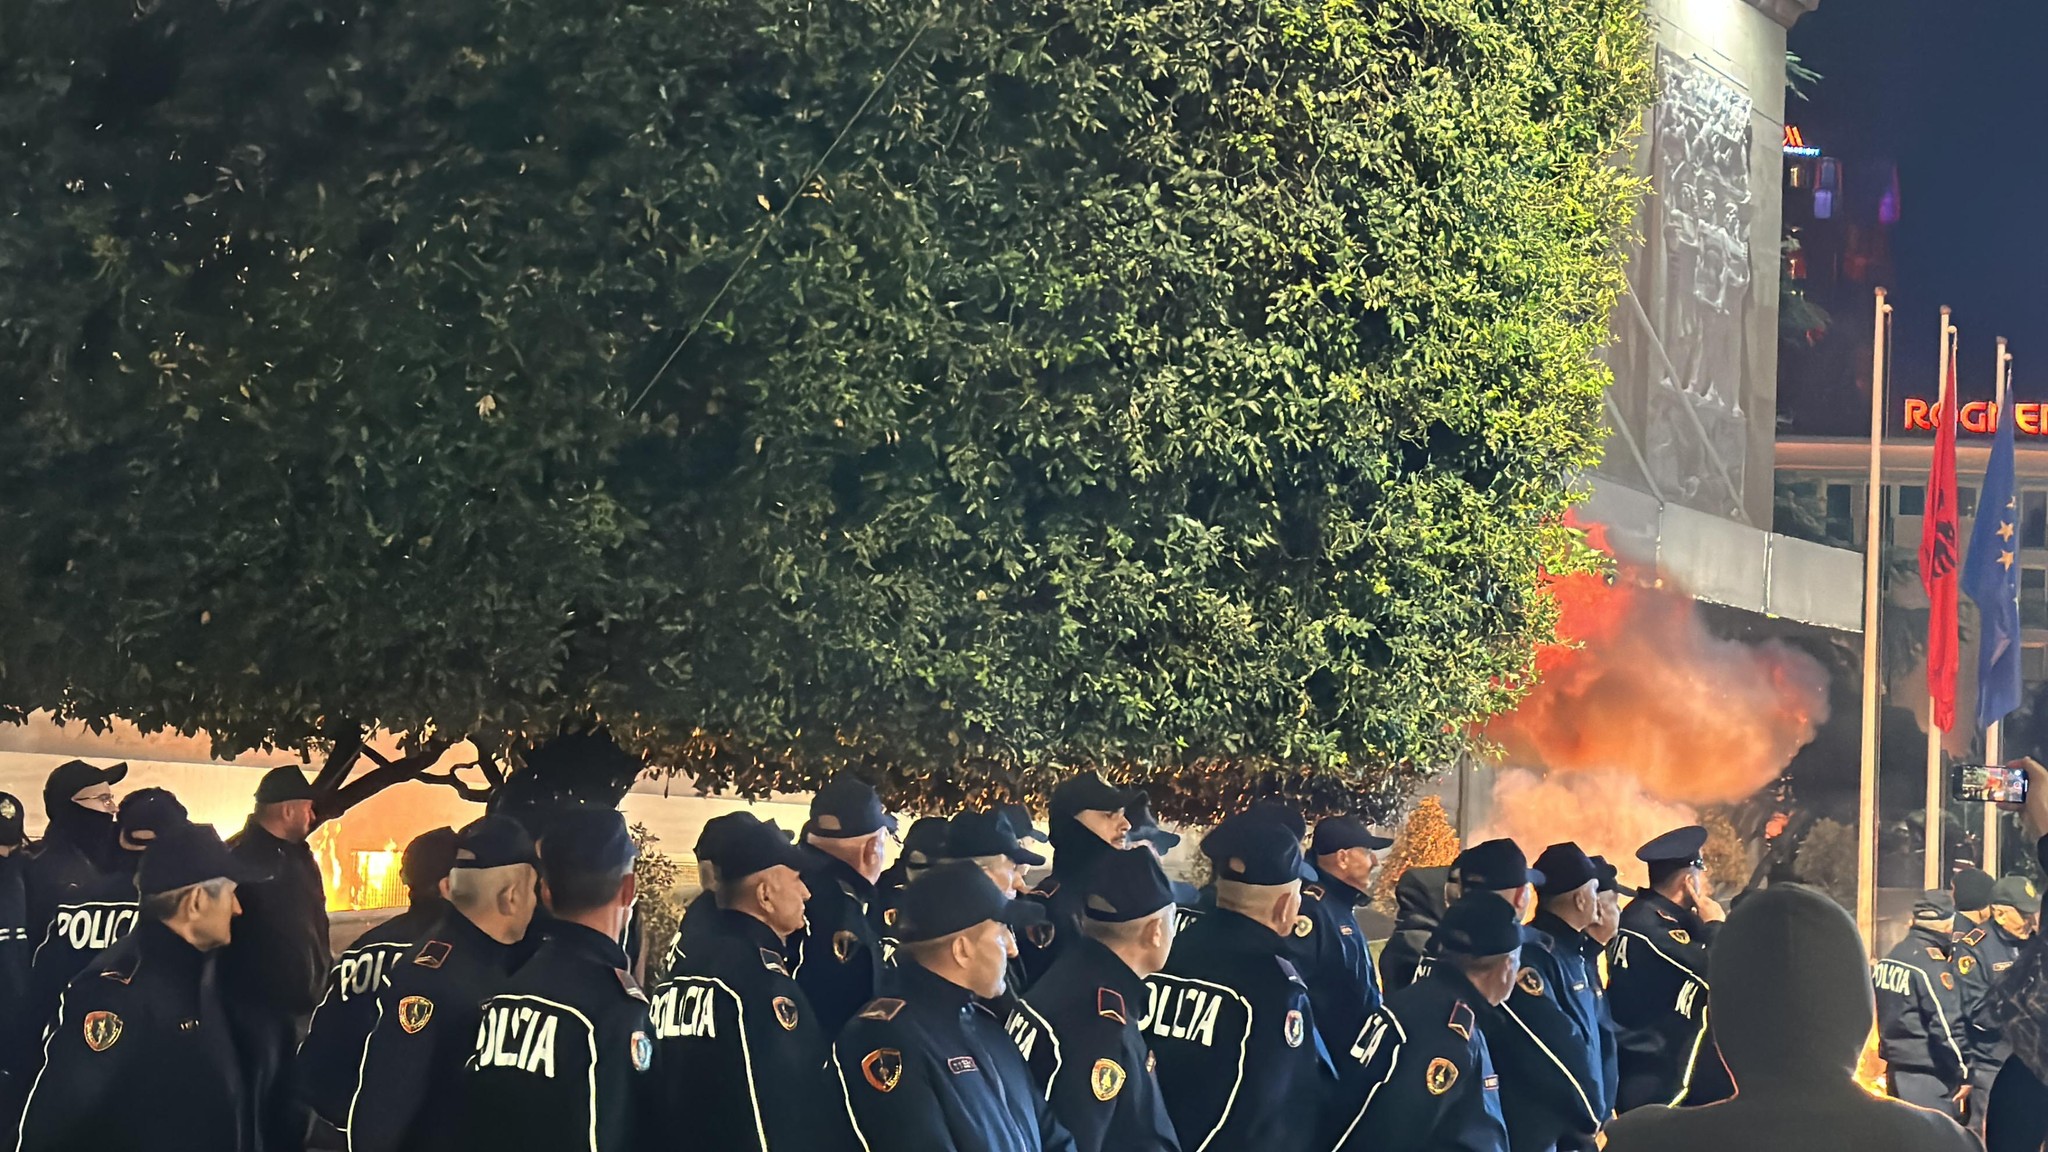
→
(1920, 345, 1961, 732)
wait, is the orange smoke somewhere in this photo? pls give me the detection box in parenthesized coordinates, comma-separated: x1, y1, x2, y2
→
(1475, 520, 1830, 879)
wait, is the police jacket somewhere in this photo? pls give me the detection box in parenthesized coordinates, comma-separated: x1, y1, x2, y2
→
(651, 907, 854, 1152)
(1487, 921, 1603, 1152)
(1016, 876, 1087, 990)
(1528, 911, 1614, 1122)
(661, 889, 717, 972)
(1873, 924, 1967, 1087)
(1327, 962, 1509, 1152)
(1607, 891, 1726, 1110)
(790, 846, 884, 1037)
(459, 920, 657, 1152)
(1292, 869, 1383, 1053)
(223, 819, 331, 1019)
(1954, 919, 2023, 1082)
(0, 850, 28, 1101)
(834, 959, 1078, 1152)
(297, 897, 448, 1130)
(1145, 907, 1332, 1151)
(1381, 867, 1452, 992)
(348, 908, 526, 1152)
(13, 839, 135, 1078)
(15, 918, 252, 1152)
(1006, 934, 1179, 1152)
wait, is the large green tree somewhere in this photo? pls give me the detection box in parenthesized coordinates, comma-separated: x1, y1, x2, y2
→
(0, 0, 1650, 818)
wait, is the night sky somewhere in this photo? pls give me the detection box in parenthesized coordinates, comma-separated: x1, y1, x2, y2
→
(1789, 1, 2048, 407)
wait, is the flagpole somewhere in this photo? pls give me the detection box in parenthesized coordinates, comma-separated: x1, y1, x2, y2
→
(1986, 337, 2012, 873)
(1927, 309, 1953, 891)
(1860, 287, 1890, 954)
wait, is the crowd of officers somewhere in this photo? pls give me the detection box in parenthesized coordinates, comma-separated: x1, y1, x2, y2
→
(0, 755, 1971, 1152)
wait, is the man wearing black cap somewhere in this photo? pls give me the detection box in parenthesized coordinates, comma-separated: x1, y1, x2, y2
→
(1952, 867, 1995, 935)
(1498, 843, 1609, 1152)
(1018, 773, 1138, 988)
(1957, 873, 2038, 1117)
(651, 812, 854, 1151)
(459, 807, 655, 1152)
(296, 825, 460, 1137)
(345, 816, 540, 1152)
(1874, 890, 1970, 1116)
(1295, 816, 1393, 1051)
(1145, 813, 1329, 1151)
(874, 815, 952, 948)
(0, 790, 27, 1117)
(664, 816, 739, 973)
(19, 762, 128, 984)
(788, 776, 897, 1038)
(948, 811, 1049, 994)
(834, 860, 1072, 1151)
(1328, 893, 1522, 1152)
(1608, 826, 1729, 1112)
(15, 822, 262, 1152)
(1008, 848, 1179, 1152)
(1584, 856, 1623, 1118)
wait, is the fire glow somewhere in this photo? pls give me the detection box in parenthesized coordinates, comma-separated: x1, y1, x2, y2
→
(1476, 522, 1831, 885)
(309, 784, 475, 912)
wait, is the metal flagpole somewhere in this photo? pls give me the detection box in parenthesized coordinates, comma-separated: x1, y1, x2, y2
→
(1926, 310, 1954, 891)
(1859, 287, 1890, 953)
(1986, 338, 2013, 873)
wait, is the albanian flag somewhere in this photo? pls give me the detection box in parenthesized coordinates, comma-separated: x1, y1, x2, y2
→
(1920, 346, 1961, 732)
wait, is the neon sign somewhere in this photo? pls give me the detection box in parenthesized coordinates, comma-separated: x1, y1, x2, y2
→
(1903, 398, 2048, 436)
(1783, 125, 1821, 158)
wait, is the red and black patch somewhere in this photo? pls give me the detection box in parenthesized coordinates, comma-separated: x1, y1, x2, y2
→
(413, 940, 452, 969)
(858, 998, 906, 1022)
(1097, 988, 1127, 1026)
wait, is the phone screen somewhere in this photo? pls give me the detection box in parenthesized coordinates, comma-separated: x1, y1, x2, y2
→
(1953, 763, 2030, 804)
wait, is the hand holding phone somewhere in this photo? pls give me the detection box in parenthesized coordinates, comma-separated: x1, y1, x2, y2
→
(1953, 762, 2030, 804)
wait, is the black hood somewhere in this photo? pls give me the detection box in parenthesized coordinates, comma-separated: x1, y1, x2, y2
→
(1392, 865, 1451, 928)
(42, 800, 124, 876)
(1048, 814, 1120, 880)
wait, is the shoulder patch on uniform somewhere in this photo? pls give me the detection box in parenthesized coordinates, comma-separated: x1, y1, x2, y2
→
(1668, 929, 1692, 945)
(1097, 987, 1127, 1026)
(1275, 956, 1304, 984)
(1964, 928, 1987, 946)
(832, 930, 860, 964)
(861, 1048, 903, 1092)
(1303, 883, 1325, 901)
(1284, 1009, 1305, 1048)
(1927, 946, 1946, 961)
(1518, 968, 1545, 997)
(947, 1055, 978, 1074)
(1292, 915, 1314, 938)
(83, 1011, 122, 1052)
(398, 995, 434, 1034)
(858, 997, 906, 1022)
(1960, 954, 1978, 976)
(1092, 1058, 1126, 1100)
(413, 940, 452, 969)
(1025, 921, 1056, 949)
(98, 968, 132, 985)
(1448, 1001, 1475, 1042)
(616, 968, 648, 1002)
(1942, 972, 1956, 990)
(1426, 1055, 1459, 1095)
(759, 948, 791, 977)
(1995, 961, 2013, 973)
(773, 996, 800, 1031)
(631, 1031, 653, 1072)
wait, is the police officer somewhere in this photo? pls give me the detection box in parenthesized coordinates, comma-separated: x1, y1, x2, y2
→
(651, 812, 854, 1151)
(1147, 812, 1329, 1151)
(1295, 815, 1393, 1051)
(1018, 774, 1137, 987)
(947, 811, 1047, 994)
(788, 776, 896, 1036)
(1382, 865, 1457, 991)
(0, 791, 28, 1117)
(459, 807, 652, 1151)
(1584, 856, 1623, 1118)
(663, 816, 738, 972)
(1510, 843, 1610, 1151)
(15, 822, 262, 1152)
(1009, 846, 1180, 1152)
(1607, 826, 1729, 1112)
(877, 818, 951, 930)
(298, 826, 460, 1137)
(1327, 893, 1522, 1152)
(1957, 873, 2037, 1113)
(347, 816, 538, 1151)
(1953, 868, 1995, 935)
(834, 860, 1074, 1151)
(1875, 890, 1969, 1116)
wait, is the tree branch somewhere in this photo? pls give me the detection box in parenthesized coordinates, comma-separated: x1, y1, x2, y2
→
(316, 740, 453, 820)
(309, 725, 366, 793)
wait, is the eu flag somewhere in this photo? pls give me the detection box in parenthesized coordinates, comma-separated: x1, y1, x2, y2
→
(1964, 398, 2023, 730)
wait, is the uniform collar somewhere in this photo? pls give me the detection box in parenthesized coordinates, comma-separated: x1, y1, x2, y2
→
(1312, 866, 1366, 906)
(1424, 957, 1492, 1006)
(713, 906, 785, 952)
(440, 902, 526, 963)
(1200, 907, 1290, 954)
(1909, 923, 1953, 949)
(1992, 920, 2031, 947)
(1069, 932, 1149, 1011)
(542, 919, 631, 970)
(895, 955, 981, 1016)
(1529, 909, 1586, 946)
(1635, 887, 1702, 928)
(135, 916, 211, 982)
(801, 843, 876, 900)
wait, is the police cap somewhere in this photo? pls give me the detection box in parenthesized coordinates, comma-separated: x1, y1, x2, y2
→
(254, 766, 318, 805)
(1082, 847, 1177, 923)
(1431, 893, 1525, 959)
(1589, 855, 1623, 894)
(539, 807, 637, 875)
(1049, 773, 1139, 822)
(44, 759, 127, 808)
(1913, 890, 1956, 921)
(1532, 842, 1600, 897)
(1311, 816, 1393, 856)
(997, 803, 1048, 844)
(1953, 867, 1995, 912)
(0, 791, 22, 847)
(401, 827, 462, 892)
(698, 812, 807, 880)
(453, 815, 539, 870)
(138, 823, 266, 895)
(945, 811, 1046, 866)
(1992, 874, 2041, 915)
(1636, 825, 1709, 885)
(1201, 813, 1316, 886)
(1457, 838, 1544, 891)
(118, 787, 188, 840)
(895, 860, 1047, 943)
(898, 816, 951, 867)
(808, 777, 896, 839)
(1246, 799, 1308, 843)
(1126, 793, 1182, 852)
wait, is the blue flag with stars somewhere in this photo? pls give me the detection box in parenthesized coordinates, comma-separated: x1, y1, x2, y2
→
(1964, 399, 2023, 730)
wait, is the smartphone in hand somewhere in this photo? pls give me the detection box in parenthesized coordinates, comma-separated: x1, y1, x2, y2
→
(1953, 762, 2031, 804)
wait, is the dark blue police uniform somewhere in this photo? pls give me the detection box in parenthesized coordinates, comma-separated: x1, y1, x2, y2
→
(1875, 894, 1969, 1113)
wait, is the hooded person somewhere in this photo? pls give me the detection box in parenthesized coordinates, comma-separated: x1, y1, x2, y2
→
(21, 762, 129, 953)
(1603, 884, 1978, 1152)
(1016, 773, 1138, 987)
(1379, 865, 1455, 992)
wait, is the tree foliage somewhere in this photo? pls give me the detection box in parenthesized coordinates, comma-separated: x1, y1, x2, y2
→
(0, 0, 1651, 819)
